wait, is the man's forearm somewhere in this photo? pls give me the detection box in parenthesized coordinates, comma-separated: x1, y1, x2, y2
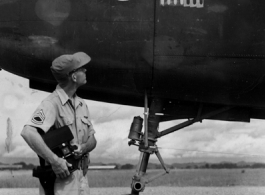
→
(21, 126, 59, 164)
(81, 134, 97, 154)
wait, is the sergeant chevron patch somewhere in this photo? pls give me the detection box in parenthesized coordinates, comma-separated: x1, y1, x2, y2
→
(31, 109, 45, 125)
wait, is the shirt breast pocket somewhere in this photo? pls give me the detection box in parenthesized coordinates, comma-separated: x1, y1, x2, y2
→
(59, 114, 74, 127)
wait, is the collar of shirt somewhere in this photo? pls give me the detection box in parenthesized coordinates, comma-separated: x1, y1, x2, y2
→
(55, 85, 83, 108)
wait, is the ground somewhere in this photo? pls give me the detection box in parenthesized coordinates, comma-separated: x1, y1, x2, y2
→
(1, 187, 265, 195)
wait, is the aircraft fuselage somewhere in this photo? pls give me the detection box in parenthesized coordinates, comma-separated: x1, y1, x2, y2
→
(0, 0, 265, 119)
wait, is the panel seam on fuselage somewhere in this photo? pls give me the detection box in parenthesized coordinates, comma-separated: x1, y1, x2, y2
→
(151, 0, 157, 98)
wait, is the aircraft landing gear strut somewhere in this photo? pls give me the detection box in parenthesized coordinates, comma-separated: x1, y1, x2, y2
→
(128, 95, 233, 194)
(128, 98, 169, 195)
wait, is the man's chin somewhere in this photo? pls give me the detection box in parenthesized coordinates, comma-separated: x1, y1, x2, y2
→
(82, 80, 87, 85)
(78, 81, 87, 88)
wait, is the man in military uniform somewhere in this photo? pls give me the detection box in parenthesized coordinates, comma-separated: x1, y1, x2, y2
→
(21, 52, 97, 195)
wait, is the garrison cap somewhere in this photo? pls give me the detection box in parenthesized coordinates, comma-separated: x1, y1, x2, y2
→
(51, 52, 91, 82)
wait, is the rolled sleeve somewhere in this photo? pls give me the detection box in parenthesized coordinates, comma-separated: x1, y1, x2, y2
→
(26, 100, 56, 133)
(86, 106, 95, 136)
(80, 117, 95, 143)
(87, 122, 95, 137)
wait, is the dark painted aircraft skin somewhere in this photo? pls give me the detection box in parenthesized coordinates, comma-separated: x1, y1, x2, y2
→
(0, 0, 265, 122)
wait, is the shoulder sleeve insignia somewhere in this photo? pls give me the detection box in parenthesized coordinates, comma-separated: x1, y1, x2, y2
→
(31, 109, 45, 125)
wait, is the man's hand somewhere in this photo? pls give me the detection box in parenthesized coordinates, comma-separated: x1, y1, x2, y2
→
(73, 144, 83, 159)
(51, 158, 72, 179)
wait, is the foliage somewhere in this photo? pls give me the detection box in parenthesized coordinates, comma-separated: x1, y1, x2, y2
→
(13, 162, 35, 170)
(120, 164, 135, 169)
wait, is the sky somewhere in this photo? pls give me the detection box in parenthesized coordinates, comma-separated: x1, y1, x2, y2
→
(1, 70, 265, 165)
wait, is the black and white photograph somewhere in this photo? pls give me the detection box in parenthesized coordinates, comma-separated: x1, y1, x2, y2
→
(0, 0, 265, 194)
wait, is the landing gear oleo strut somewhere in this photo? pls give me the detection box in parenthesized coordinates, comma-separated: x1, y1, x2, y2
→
(128, 98, 169, 195)
(128, 95, 233, 194)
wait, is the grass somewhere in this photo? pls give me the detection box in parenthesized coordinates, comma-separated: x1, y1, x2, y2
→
(3, 187, 265, 195)
(1, 169, 265, 188)
(0, 170, 39, 188)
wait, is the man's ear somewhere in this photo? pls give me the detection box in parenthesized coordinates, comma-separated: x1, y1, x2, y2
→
(71, 74, 77, 82)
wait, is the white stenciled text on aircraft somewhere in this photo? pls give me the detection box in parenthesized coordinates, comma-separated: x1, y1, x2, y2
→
(160, 0, 204, 8)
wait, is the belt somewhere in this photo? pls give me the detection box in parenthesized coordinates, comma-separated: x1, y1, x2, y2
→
(76, 154, 89, 176)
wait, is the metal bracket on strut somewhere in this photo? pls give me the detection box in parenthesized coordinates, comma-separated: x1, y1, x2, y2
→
(130, 144, 170, 193)
(146, 147, 170, 184)
(135, 144, 170, 185)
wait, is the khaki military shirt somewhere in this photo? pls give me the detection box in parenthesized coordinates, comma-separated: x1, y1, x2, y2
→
(26, 85, 95, 150)
(26, 85, 94, 194)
